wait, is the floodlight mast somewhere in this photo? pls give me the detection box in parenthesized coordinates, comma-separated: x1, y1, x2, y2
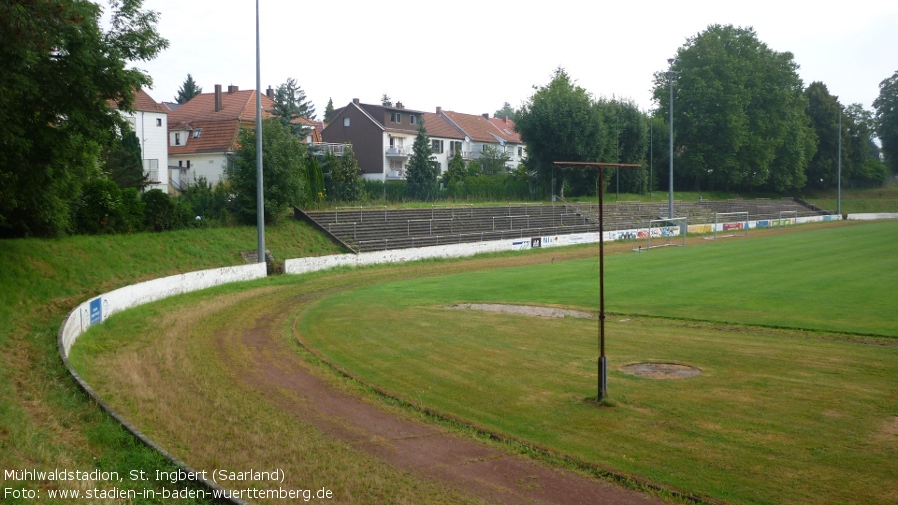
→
(553, 162, 640, 402)
(667, 58, 680, 219)
(255, 0, 265, 265)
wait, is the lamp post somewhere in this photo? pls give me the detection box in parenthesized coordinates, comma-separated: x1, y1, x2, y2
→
(650, 114, 653, 199)
(837, 107, 842, 216)
(255, 0, 265, 265)
(667, 58, 679, 219)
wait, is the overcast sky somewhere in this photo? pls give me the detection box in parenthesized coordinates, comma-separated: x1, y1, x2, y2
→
(130, 0, 897, 119)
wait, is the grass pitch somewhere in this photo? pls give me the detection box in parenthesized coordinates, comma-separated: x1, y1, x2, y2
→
(297, 221, 898, 505)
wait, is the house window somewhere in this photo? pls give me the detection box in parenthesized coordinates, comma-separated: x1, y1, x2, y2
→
(178, 160, 183, 167)
(391, 112, 401, 123)
(186, 160, 191, 168)
(174, 133, 180, 145)
(518, 147, 523, 157)
(410, 115, 417, 125)
(431, 139, 443, 154)
(156, 118, 162, 127)
(192, 129, 201, 139)
(343, 117, 350, 127)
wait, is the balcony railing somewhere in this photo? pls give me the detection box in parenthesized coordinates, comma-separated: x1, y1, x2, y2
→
(449, 150, 479, 160)
(309, 142, 348, 157)
(385, 146, 411, 157)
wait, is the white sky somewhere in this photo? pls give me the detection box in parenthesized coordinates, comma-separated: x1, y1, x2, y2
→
(129, 0, 898, 119)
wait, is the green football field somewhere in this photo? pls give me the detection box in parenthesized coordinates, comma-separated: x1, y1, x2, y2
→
(297, 221, 898, 505)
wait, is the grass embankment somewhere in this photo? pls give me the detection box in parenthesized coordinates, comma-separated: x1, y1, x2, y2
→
(803, 179, 898, 214)
(0, 219, 342, 504)
(295, 221, 898, 505)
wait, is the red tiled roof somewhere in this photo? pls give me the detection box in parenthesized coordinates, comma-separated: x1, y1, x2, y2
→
(294, 117, 324, 143)
(169, 89, 275, 127)
(109, 88, 168, 113)
(168, 88, 278, 155)
(440, 110, 522, 144)
(422, 113, 465, 140)
(488, 116, 521, 143)
(168, 120, 244, 156)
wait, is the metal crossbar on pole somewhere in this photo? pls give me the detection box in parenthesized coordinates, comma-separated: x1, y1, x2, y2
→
(553, 162, 640, 402)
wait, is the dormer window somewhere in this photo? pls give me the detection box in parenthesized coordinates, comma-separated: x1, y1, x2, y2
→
(391, 112, 401, 123)
(174, 133, 180, 145)
(410, 115, 417, 125)
(192, 129, 202, 139)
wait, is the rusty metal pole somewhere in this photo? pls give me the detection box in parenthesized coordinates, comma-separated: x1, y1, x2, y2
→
(598, 166, 607, 402)
(553, 162, 639, 403)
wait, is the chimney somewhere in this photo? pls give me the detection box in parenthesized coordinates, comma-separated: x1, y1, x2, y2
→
(227, 85, 238, 94)
(353, 98, 360, 104)
(504, 115, 509, 124)
(396, 101, 403, 109)
(266, 86, 274, 99)
(436, 106, 442, 115)
(214, 84, 222, 112)
(482, 113, 489, 119)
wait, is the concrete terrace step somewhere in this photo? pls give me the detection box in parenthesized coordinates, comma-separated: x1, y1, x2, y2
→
(299, 199, 827, 253)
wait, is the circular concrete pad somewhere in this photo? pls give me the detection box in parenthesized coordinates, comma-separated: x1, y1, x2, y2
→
(620, 362, 702, 379)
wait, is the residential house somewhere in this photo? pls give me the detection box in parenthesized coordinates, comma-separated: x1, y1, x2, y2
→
(167, 84, 275, 191)
(426, 108, 525, 174)
(320, 99, 525, 181)
(320, 99, 425, 180)
(111, 89, 170, 192)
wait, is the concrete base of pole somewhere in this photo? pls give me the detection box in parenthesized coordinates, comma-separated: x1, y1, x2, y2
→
(598, 356, 608, 401)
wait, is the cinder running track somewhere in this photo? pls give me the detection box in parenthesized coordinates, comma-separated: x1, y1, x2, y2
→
(217, 296, 666, 505)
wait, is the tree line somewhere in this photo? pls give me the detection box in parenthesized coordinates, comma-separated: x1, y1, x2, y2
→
(3, 6, 897, 238)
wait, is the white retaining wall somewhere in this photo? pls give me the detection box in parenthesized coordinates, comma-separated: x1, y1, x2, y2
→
(60, 263, 267, 357)
(847, 213, 898, 220)
(285, 214, 840, 275)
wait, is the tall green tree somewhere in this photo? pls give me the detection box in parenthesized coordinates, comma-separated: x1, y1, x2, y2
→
(323, 98, 335, 123)
(271, 77, 316, 135)
(653, 25, 815, 192)
(844, 103, 888, 186)
(873, 70, 898, 174)
(330, 146, 363, 202)
(494, 101, 520, 122)
(479, 146, 511, 175)
(103, 129, 148, 190)
(516, 68, 607, 197)
(804, 82, 841, 189)
(303, 155, 326, 207)
(440, 150, 468, 186)
(174, 73, 202, 104)
(381, 93, 393, 107)
(406, 121, 438, 200)
(0, 0, 168, 237)
(227, 118, 307, 224)
(598, 98, 649, 194)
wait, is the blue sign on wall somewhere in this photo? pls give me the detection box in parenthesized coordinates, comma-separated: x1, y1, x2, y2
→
(89, 297, 102, 325)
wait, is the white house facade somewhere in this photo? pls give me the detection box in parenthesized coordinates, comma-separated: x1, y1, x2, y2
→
(115, 89, 170, 193)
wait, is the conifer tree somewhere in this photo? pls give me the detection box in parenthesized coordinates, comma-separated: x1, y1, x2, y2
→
(175, 74, 202, 104)
(406, 121, 438, 200)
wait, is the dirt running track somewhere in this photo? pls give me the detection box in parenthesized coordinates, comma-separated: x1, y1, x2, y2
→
(216, 294, 667, 505)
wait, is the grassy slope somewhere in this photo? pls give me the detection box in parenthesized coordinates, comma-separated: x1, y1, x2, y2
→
(0, 220, 343, 503)
(296, 221, 898, 505)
